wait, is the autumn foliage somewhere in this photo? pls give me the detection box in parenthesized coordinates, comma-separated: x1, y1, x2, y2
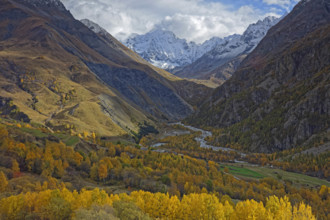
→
(0, 188, 315, 220)
(0, 123, 328, 219)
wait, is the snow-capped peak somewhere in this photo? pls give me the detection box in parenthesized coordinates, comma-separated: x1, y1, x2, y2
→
(124, 29, 223, 69)
(124, 16, 281, 70)
(202, 16, 281, 61)
(243, 16, 280, 42)
(81, 19, 108, 36)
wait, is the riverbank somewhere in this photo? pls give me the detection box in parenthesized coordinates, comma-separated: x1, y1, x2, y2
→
(172, 122, 245, 155)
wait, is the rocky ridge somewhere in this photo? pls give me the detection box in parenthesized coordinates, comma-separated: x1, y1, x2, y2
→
(186, 0, 330, 153)
(174, 16, 280, 81)
(125, 16, 280, 83)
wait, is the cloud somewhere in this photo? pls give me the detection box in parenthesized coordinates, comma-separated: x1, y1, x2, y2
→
(263, 0, 291, 5)
(157, 5, 274, 43)
(61, 0, 283, 43)
(262, 0, 300, 11)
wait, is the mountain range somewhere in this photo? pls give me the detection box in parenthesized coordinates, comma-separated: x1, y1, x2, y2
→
(125, 16, 280, 84)
(0, 0, 212, 137)
(0, 0, 329, 219)
(0, 0, 329, 154)
(125, 29, 223, 70)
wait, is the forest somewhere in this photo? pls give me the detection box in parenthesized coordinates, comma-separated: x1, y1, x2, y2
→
(0, 118, 328, 219)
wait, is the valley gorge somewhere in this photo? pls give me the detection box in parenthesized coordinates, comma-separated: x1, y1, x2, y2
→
(0, 0, 329, 219)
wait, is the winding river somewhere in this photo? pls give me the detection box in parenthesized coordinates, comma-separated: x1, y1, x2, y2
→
(151, 122, 245, 156)
(173, 123, 240, 153)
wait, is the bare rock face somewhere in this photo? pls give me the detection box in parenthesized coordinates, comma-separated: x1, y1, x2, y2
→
(187, 0, 330, 153)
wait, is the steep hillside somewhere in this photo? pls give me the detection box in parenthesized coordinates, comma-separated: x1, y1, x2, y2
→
(0, 0, 212, 137)
(208, 54, 247, 85)
(186, 0, 330, 152)
(0, 0, 156, 136)
(81, 19, 214, 107)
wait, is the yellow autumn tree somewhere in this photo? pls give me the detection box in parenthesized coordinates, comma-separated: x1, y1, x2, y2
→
(12, 159, 20, 177)
(74, 152, 83, 166)
(0, 189, 317, 220)
(318, 185, 328, 199)
(292, 202, 316, 220)
(0, 171, 8, 192)
(265, 196, 292, 220)
(83, 131, 89, 139)
(91, 132, 96, 140)
(98, 163, 108, 182)
(233, 199, 267, 220)
(12, 159, 20, 173)
(178, 193, 228, 220)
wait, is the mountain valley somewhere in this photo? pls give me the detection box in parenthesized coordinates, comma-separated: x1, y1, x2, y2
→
(0, 0, 329, 219)
(0, 0, 212, 137)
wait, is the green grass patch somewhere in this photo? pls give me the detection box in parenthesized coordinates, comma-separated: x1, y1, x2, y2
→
(248, 166, 330, 187)
(19, 127, 48, 138)
(222, 163, 330, 187)
(18, 127, 80, 146)
(221, 165, 265, 179)
(53, 133, 80, 146)
(65, 136, 80, 146)
(52, 133, 69, 139)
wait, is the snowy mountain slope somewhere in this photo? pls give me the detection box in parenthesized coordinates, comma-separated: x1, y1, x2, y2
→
(124, 29, 224, 70)
(174, 16, 281, 80)
(124, 16, 280, 81)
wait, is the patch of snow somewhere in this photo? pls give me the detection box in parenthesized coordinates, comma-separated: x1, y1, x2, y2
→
(124, 29, 224, 69)
(203, 16, 280, 62)
(124, 16, 280, 70)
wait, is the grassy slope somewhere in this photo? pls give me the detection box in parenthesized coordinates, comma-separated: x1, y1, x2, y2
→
(0, 0, 215, 137)
(222, 163, 330, 187)
(0, 46, 148, 136)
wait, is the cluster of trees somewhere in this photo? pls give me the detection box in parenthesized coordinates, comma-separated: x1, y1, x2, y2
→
(157, 132, 241, 162)
(0, 188, 315, 220)
(245, 151, 329, 178)
(202, 127, 329, 179)
(0, 127, 83, 179)
(0, 122, 329, 219)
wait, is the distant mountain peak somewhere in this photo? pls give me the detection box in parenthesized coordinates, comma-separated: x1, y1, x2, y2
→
(125, 16, 280, 71)
(242, 16, 280, 50)
(243, 16, 280, 35)
(173, 16, 281, 80)
(124, 28, 223, 70)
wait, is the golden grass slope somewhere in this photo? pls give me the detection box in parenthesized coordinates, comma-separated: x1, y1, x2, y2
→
(0, 46, 149, 137)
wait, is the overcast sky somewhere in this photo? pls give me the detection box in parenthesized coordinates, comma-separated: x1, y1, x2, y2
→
(61, 0, 300, 43)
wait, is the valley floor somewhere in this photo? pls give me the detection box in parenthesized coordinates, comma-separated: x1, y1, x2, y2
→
(0, 118, 328, 219)
(146, 123, 330, 188)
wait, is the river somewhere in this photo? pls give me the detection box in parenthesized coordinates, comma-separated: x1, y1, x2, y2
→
(173, 122, 243, 153)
